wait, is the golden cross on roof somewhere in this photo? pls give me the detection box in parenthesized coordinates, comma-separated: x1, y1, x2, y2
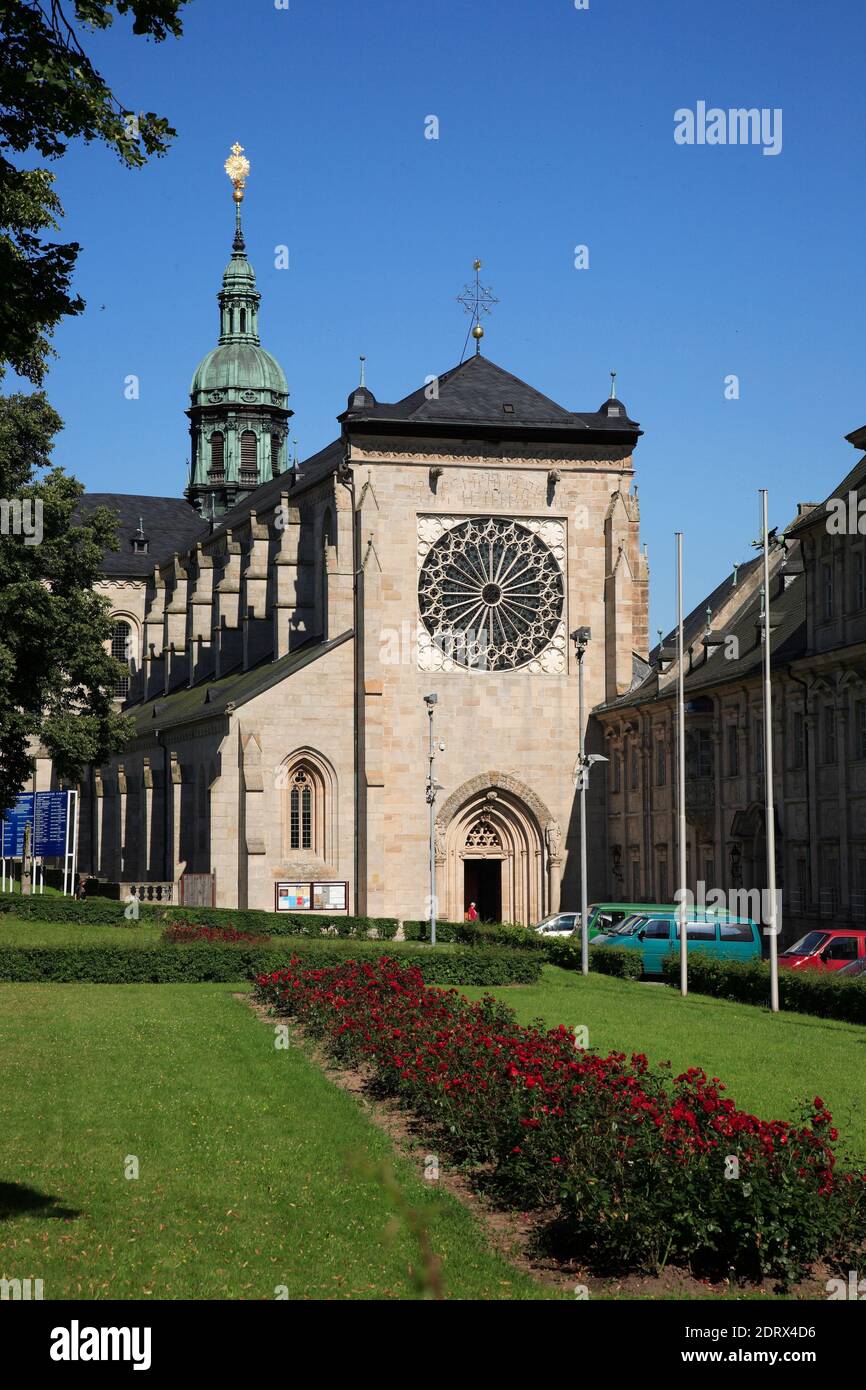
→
(457, 259, 498, 357)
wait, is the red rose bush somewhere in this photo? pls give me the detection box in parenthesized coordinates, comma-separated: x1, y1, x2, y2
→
(254, 955, 866, 1283)
(163, 923, 272, 945)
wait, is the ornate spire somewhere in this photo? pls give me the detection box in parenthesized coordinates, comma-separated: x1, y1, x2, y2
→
(216, 142, 260, 345)
(225, 142, 250, 254)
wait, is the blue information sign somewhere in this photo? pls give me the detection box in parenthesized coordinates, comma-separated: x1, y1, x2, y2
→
(1, 791, 69, 858)
(1, 793, 34, 858)
(34, 791, 68, 857)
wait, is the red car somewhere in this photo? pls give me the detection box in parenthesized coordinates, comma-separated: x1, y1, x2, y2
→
(780, 927, 866, 971)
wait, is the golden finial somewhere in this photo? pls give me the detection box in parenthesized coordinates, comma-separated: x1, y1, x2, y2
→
(224, 142, 250, 203)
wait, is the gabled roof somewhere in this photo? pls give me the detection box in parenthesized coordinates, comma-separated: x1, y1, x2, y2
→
(596, 548, 806, 714)
(340, 353, 642, 441)
(74, 493, 207, 577)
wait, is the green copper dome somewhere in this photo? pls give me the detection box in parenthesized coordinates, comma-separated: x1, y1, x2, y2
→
(190, 342, 288, 400)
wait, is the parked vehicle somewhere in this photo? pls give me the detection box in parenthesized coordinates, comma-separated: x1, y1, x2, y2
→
(837, 956, 866, 978)
(593, 910, 761, 977)
(584, 902, 678, 937)
(534, 911, 580, 937)
(780, 928, 866, 971)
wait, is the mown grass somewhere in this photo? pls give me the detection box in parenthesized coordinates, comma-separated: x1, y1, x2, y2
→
(0, 983, 556, 1300)
(0, 916, 165, 947)
(463, 966, 866, 1164)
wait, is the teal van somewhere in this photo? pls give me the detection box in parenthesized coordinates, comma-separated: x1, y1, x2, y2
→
(584, 902, 679, 938)
(593, 910, 761, 977)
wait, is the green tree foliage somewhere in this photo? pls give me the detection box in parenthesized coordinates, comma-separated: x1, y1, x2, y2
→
(0, 0, 189, 383)
(0, 391, 134, 816)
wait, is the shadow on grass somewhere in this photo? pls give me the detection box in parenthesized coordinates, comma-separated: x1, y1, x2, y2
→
(0, 1181, 80, 1221)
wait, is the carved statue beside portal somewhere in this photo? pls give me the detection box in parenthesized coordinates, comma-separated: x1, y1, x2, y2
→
(433, 819, 447, 862)
(545, 820, 562, 863)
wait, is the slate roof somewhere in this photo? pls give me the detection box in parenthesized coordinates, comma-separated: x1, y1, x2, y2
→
(74, 494, 207, 576)
(785, 451, 866, 537)
(340, 354, 642, 439)
(128, 630, 353, 732)
(596, 547, 806, 714)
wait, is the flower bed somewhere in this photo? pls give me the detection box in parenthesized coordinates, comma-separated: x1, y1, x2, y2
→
(161, 923, 272, 945)
(254, 954, 866, 1284)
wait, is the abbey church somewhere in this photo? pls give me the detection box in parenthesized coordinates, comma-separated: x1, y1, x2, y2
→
(59, 153, 650, 922)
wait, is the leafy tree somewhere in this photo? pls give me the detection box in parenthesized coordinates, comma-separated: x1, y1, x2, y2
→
(0, 2, 188, 816)
(0, 0, 190, 383)
(0, 392, 134, 817)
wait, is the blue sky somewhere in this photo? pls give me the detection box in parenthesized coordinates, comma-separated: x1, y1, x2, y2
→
(25, 0, 866, 633)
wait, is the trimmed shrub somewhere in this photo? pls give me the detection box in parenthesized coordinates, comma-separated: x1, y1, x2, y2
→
(253, 954, 866, 1285)
(545, 938, 644, 979)
(0, 893, 398, 940)
(403, 919, 546, 951)
(0, 940, 542, 986)
(661, 953, 866, 1025)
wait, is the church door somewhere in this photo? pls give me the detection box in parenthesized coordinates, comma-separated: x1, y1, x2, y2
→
(464, 859, 502, 923)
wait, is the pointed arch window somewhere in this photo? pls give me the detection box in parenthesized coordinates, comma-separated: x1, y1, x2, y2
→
(280, 754, 334, 861)
(289, 770, 313, 849)
(209, 432, 225, 477)
(111, 621, 132, 698)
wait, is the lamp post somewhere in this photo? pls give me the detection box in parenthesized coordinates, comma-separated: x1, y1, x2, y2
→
(676, 532, 688, 997)
(571, 628, 607, 976)
(759, 490, 780, 1013)
(423, 694, 441, 946)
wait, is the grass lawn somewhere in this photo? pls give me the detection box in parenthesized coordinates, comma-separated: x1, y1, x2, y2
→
(0, 983, 555, 1300)
(464, 966, 866, 1164)
(0, 917, 165, 947)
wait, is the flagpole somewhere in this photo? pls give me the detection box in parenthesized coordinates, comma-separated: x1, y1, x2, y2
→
(760, 490, 780, 1013)
(676, 532, 688, 997)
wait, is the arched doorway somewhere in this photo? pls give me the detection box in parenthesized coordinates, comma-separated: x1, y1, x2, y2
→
(435, 774, 557, 925)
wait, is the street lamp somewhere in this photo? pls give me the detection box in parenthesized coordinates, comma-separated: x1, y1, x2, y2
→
(570, 628, 607, 976)
(423, 694, 443, 946)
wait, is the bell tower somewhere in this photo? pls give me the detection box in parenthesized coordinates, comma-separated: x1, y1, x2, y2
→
(186, 144, 292, 517)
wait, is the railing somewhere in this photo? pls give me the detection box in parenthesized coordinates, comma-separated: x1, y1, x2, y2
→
(120, 881, 174, 903)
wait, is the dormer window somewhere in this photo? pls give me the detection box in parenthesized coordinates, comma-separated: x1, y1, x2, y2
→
(131, 518, 148, 554)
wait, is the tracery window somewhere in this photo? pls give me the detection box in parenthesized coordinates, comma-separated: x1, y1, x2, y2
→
(418, 517, 564, 671)
(289, 769, 313, 850)
(465, 817, 502, 849)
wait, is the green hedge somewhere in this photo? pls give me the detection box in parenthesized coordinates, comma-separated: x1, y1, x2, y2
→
(660, 953, 866, 1024)
(0, 894, 398, 939)
(545, 938, 644, 979)
(402, 919, 546, 951)
(0, 940, 542, 986)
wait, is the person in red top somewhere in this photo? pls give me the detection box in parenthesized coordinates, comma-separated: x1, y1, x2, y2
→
(466, 902, 479, 922)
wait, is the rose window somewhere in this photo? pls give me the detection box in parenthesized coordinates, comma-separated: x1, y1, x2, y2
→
(418, 517, 564, 671)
